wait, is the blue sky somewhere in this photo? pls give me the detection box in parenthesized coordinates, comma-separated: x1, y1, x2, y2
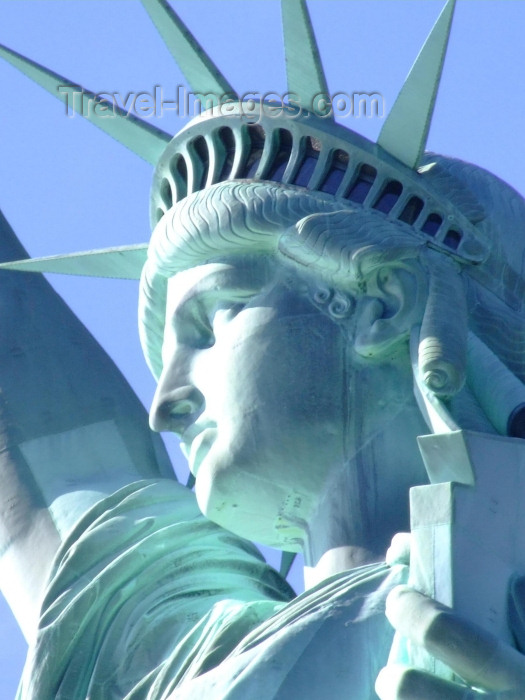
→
(0, 1, 524, 696)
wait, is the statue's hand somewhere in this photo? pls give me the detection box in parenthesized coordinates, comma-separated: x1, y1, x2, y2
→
(375, 584, 525, 699)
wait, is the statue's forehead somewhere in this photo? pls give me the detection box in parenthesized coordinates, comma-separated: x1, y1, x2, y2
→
(166, 257, 275, 309)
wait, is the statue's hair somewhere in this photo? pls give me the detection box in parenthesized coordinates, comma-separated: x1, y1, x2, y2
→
(139, 181, 421, 379)
(426, 155, 525, 384)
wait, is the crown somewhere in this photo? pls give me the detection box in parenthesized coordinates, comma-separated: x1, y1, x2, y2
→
(0, 0, 488, 278)
(151, 99, 486, 265)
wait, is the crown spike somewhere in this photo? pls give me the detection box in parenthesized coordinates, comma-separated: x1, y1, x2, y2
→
(140, 0, 235, 103)
(0, 44, 171, 165)
(281, 0, 332, 119)
(377, 0, 456, 169)
(0, 245, 148, 279)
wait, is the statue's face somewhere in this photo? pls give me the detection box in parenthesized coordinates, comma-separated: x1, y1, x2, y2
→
(150, 255, 351, 548)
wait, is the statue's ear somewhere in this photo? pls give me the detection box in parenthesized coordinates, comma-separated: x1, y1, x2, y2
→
(354, 265, 425, 358)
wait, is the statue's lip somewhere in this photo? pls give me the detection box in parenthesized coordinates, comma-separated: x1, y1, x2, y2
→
(180, 420, 217, 475)
(180, 418, 216, 445)
(186, 427, 217, 477)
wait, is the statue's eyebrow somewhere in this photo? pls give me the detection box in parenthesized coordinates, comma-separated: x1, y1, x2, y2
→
(168, 264, 266, 317)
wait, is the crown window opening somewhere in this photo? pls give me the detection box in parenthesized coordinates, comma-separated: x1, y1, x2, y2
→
(169, 156, 188, 201)
(345, 164, 377, 204)
(309, 136, 323, 153)
(267, 156, 289, 182)
(293, 156, 318, 188)
(443, 229, 462, 251)
(373, 179, 403, 214)
(292, 137, 323, 188)
(320, 149, 349, 195)
(244, 154, 263, 179)
(191, 135, 210, 190)
(241, 124, 266, 179)
(217, 127, 236, 181)
(398, 196, 424, 225)
(267, 129, 293, 182)
(421, 212, 443, 237)
(247, 123, 266, 145)
(160, 178, 173, 210)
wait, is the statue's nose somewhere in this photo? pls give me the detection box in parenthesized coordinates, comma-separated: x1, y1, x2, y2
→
(149, 384, 205, 435)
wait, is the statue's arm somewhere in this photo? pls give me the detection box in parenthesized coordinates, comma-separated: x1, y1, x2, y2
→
(0, 211, 173, 641)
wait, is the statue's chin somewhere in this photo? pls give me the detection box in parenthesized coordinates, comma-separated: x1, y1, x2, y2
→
(194, 457, 309, 552)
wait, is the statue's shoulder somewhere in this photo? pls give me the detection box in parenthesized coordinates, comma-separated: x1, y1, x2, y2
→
(167, 562, 407, 700)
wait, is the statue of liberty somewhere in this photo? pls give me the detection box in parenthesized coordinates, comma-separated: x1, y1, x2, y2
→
(1, 1, 525, 697)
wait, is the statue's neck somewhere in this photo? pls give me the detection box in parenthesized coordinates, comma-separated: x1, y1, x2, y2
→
(300, 453, 391, 589)
(300, 412, 428, 588)
(303, 545, 383, 589)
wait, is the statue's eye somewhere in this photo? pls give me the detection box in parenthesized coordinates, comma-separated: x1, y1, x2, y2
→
(210, 297, 253, 329)
(173, 299, 215, 349)
(217, 301, 248, 320)
(172, 285, 258, 350)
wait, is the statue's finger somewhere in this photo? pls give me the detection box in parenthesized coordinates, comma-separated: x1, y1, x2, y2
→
(375, 664, 480, 700)
(386, 586, 525, 692)
(385, 532, 411, 567)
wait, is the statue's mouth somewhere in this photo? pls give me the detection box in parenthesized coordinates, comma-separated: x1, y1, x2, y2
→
(181, 422, 218, 476)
